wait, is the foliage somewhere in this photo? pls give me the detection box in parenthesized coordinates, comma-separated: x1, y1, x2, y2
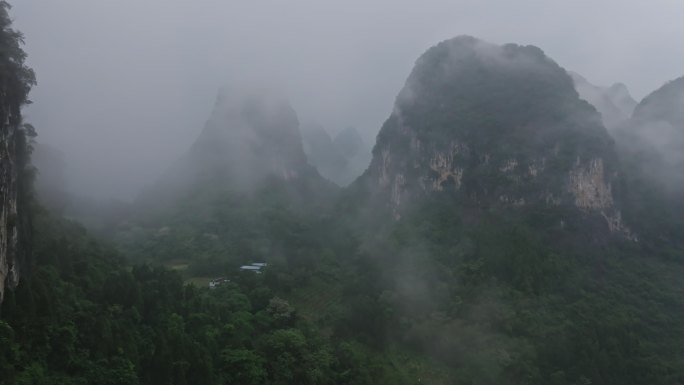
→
(0, 208, 403, 385)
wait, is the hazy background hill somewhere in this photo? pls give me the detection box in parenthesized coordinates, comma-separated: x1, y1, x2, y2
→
(570, 72, 637, 131)
(613, 76, 684, 252)
(301, 125, 371, 186)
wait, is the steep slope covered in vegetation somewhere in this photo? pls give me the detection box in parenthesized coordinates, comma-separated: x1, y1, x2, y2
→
(0, 1, 35, 302)
(616, 75, 684, 252)
(619, 75, 684, 191)
(1, 207, 410, 385)
(353, 36, 629, 241)
(335, 36, 684, 383)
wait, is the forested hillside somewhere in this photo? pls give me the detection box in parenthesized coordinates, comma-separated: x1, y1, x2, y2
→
(615, 76, 684, 254)
(1, 208, 408, 385)
(0, 0, 34, 303)
(337, 36, 684, 383)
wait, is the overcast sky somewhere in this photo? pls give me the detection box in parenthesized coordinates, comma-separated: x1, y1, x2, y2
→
(11, 0, 684, 200)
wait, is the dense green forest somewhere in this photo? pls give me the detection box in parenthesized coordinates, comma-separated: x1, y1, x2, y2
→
(2, 3, 684, 385)
(1, 207, 408, 385)
(5, 194, 684, 384)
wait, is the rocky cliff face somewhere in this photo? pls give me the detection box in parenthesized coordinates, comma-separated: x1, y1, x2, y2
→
(570, 72, 636, 131)
(0, 124, 22, 302)
(360, 36, 627, 235)
(0, 3, 35, 302)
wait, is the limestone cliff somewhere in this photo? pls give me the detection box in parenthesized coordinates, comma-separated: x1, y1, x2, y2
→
(0, 2, 35, 302)
(0, 126, 21, 302)
(359, 36, 628, 235)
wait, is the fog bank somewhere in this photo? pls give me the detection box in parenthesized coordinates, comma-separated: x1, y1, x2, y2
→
(12, 0, 684, 200)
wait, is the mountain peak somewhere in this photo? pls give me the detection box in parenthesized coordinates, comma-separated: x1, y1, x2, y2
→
(186, 85, 309, 186)
(141, 85, 335, 209)
(359, 36, 629, 237)
(633, 75, 684, 126)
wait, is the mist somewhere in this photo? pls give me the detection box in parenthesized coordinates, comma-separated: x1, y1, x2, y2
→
(4, 2, 684, 383)
(11, 0, 684, 201)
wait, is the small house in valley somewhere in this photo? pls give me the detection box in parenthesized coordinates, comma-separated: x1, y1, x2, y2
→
(209, 277, 230, 289)
(239, 262, 268, 274)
